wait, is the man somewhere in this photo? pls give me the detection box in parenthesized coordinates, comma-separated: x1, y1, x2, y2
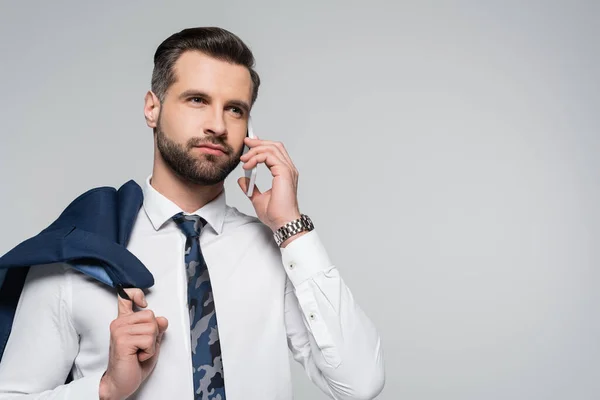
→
(0, 27, 384, 400)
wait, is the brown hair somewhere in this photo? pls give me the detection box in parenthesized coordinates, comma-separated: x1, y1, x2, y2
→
(151, 27, 260, 105)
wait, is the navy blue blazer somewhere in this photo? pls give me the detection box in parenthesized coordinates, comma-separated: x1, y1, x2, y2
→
(0, 180, 154, 361)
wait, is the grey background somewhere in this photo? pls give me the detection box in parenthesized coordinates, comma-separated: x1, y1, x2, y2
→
(0, 0, 598, 399)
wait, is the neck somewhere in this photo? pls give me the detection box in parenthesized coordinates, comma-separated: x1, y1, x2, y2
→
(151, 152, 224, 214)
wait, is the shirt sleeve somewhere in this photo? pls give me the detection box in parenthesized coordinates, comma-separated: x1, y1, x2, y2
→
(281, 231, 385, 400)
(0, 264, 103, 399)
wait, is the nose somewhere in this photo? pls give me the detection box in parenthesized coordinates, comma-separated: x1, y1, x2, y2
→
(203, 108, 227, 137)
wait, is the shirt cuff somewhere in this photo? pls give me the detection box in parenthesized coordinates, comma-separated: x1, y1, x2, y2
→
(66, 371, 104, 399)
(280, 230, 333, 287)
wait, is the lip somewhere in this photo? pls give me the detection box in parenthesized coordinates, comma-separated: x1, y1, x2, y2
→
(194, 144, 226, 155)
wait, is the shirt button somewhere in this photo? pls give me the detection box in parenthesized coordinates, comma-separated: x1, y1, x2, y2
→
(288, 262, 296, 270)
(309, 313, 316, 320)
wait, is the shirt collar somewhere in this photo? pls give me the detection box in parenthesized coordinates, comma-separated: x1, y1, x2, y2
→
(142, 175, 226, 234)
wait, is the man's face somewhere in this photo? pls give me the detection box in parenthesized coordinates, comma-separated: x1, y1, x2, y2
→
(153, 51, 253, 185)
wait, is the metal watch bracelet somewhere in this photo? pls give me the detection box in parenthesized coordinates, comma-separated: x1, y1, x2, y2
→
(273, 214, 314, 246)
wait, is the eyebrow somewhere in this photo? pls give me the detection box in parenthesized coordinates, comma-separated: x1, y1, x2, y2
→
(179, 90, 251, 114)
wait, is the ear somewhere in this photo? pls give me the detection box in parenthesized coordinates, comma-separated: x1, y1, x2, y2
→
(144, 91, 161, 128)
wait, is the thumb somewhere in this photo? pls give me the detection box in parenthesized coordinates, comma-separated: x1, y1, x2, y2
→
(237, 177, 262, 201)
(117, 288, 147, 316)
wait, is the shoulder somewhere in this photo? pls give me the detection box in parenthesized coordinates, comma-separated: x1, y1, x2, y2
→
(22, 263, 100, 304)
(23, 262, 71, 287)
(16, 263, 72, 317)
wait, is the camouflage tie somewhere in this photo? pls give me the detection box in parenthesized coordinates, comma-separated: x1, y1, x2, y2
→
(172, 213, 226, 400)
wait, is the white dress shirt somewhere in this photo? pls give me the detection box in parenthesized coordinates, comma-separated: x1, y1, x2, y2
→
(0, 176, 384, 400)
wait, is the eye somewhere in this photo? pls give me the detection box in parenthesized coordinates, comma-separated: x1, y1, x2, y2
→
(228, 106, 244, 117)
(189, 97, 206, 104)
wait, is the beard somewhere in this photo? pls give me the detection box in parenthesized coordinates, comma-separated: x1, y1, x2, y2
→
(156, 122, 244, 186)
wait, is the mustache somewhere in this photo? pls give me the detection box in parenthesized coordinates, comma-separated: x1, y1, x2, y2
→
(186, 137, 233, 155)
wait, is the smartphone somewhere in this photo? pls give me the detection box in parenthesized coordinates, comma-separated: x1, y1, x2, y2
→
(243, 117, 258, 197)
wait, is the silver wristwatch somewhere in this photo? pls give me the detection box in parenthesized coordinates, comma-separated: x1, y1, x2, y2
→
(273, 214, 314, 246)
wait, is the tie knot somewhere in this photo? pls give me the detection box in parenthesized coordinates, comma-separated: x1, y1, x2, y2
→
(172, 213, 204, 238)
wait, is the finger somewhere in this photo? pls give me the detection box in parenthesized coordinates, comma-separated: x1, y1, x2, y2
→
(124, 321, 159, 336)
(242, 142, 290, 166)
(247, 139, 294, 166)
(243, 153, 291, 178)
(134, 336, 158, 362)
(138, 352, 153, 363)
(156, 317, 169, 344)
(112, 329, 156, 357)
(117, 290, 134, 317)
(117, 288, 147, 316)
(241, 144, 293, 171)
(112, 309, 158, 331)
